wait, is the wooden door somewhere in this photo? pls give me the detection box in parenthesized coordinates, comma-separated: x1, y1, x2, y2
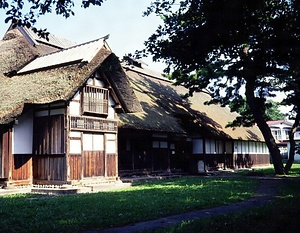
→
(0, 126, 11, 179)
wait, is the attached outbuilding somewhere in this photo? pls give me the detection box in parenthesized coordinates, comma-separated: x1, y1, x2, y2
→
(119, 57, 270, 174)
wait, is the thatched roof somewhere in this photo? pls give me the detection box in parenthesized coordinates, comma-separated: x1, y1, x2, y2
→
(119, 65, 264, 141)
(0, 29, 112, 124)
(0, 27, 143, 125)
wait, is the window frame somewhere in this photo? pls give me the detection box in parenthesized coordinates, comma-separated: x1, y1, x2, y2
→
(82, 85, 109, 116)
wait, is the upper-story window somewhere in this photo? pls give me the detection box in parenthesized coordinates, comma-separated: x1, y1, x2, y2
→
(82, 85, 109, 115)
(271, 129, 281, 140)
(282, 129, 290, 140)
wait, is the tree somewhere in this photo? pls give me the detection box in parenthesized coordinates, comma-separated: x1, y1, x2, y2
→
(227, 99, 285, 128)
(0, 0, 106, 36)
(143, 0, 300, 174)
(282, 72, 300, 173)
(265, 101, 285, 121)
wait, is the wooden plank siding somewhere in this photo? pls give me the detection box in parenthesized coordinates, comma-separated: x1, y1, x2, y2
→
(33, 155, 66, 181)
(82, 151, 105, 177)
(0, 126, 11, 178)
(34, 115, 65, 155)
(106, 154, 117, 177)
(12, 155, 32, 181)
(69, 154, 82, 180)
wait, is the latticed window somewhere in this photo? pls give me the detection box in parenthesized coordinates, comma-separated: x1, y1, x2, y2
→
(82, 86, 109, 115)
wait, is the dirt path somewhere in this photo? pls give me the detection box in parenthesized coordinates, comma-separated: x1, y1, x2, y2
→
(88, 178, 281, 233)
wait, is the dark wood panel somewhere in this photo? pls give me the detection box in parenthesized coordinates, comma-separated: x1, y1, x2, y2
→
(69, 154, 82, 180)
(106, 154, 117, 177)
(12, 154, 32, 180)
(1, 126, 11, 178)
(82, 151, 105, 177)
(34, 115, 65, 155)
(33, 155, 66, 181)
(234, 154, 270, 168)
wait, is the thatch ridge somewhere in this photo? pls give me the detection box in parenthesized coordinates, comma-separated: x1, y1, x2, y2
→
(102, 54, 143, 113)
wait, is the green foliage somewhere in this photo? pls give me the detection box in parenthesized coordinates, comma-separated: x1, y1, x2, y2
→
(144, 0, 300, 106)
(236, 163, 300, 176)
(0, 0, 106, 37)
(143, 0, 300, 174)
(227, 99, 285, 127)
(0, 177, 257, 232)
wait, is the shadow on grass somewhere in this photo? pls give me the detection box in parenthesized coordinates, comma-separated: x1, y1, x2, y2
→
(151, 178, 300, 233)
(0, 177, 258, 232)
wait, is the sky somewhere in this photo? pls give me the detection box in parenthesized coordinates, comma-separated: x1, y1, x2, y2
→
(0, 1, 292, 115)
(0, 0, 165, 72)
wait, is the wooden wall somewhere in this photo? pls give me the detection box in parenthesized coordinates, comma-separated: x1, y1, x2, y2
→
(82, 151, 105, 177)
(34, 115, 65, 155)
(12, 154, 32, 181)
(33, 155, 66, 182)
(69, 152, 117, 180)
(234, 153, 270, 168)
(106, 154, 117, 177)
(69, 154, 82, 181)
(0, 126, 11, 178)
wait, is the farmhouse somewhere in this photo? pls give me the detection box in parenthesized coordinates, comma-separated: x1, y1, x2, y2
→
(0, 26, 270, 188)
(0, 26, 140, 187)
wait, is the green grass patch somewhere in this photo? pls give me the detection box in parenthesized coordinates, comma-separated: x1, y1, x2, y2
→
(236, 163, 300, 177)
(0, 177, 257, 232)
(150, 178, 300, 233)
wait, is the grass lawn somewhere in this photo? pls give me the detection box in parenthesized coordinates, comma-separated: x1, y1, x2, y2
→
(150, 178, 300, 233)
(0, 177, 257, 232)
(149, 165, 300, 233)
(236, 163, 300, 176)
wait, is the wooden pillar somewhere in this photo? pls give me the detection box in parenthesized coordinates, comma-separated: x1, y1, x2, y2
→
(66, 104, 71, 183)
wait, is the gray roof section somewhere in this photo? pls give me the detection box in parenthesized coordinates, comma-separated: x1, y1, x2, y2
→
(18, 38, 108, 74)
(20, 26, 77, 49)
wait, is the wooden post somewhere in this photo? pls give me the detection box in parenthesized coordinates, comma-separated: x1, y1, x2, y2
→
(66, 102, 71, 183)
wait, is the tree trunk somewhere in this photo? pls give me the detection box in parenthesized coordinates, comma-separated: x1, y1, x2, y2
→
(245, 79, 285, 175)
(284, 111, 300, 174)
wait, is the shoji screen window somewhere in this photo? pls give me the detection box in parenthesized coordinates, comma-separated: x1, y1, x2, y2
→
(82, 86, 109, 115)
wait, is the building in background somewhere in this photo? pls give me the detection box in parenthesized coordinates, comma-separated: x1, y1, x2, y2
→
(267, 120, 300, 161)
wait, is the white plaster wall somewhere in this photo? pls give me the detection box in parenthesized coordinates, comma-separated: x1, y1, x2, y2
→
(73, 91, 80, 101)
(12, 111, 33, 154)
(106, 133, 116, 154)
(93, 134, 104, 151)
(94, 79, 105, 87)
(69, 101, 80, 115)
(108, 97, 116, 119)
(83, 134, 93, 151)
(70, 131, 81, 137)
(70, 140, 81, 154)
(106, 140, 116, 153)
(87, 78, 93, 85)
